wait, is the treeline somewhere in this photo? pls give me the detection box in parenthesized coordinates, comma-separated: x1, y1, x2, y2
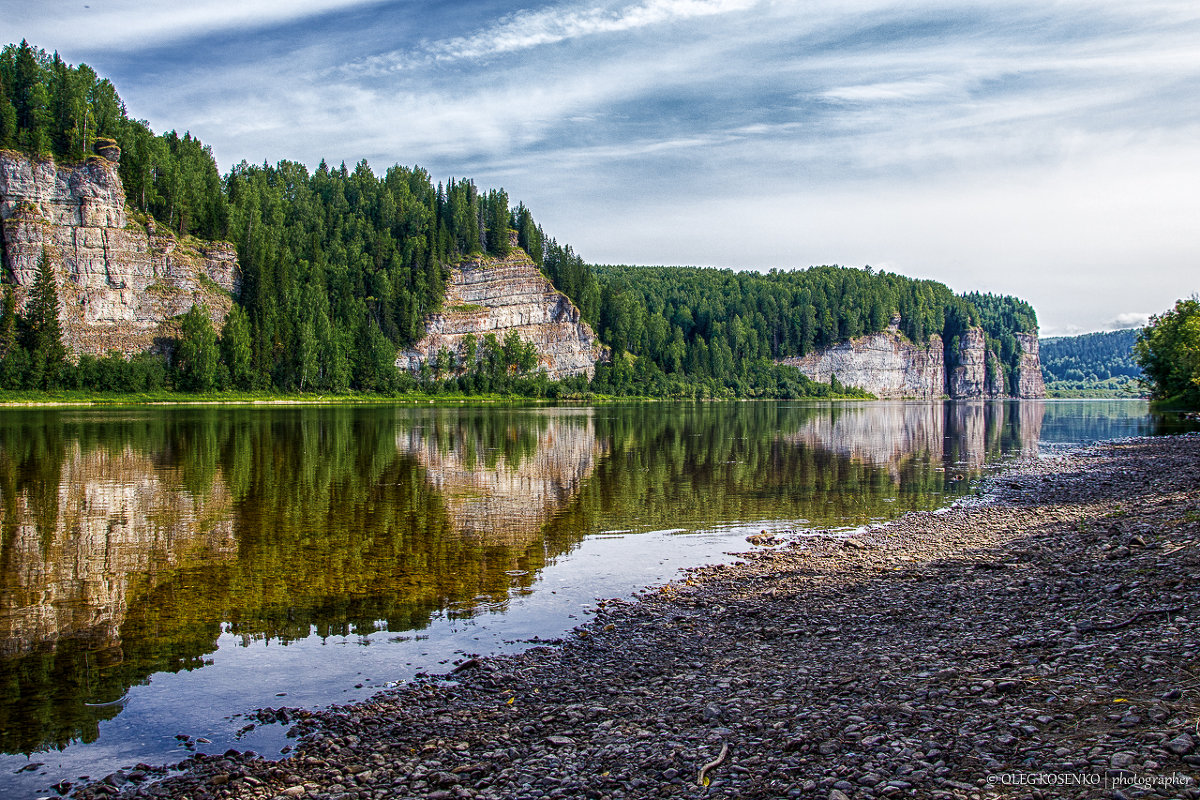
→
(578, 264, 1035, 397)
(0, 42, 1039, 399)
(1041, 329, 1141, 383)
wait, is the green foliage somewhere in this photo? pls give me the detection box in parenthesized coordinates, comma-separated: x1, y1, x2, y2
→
(175, 305, 221, 392)
(21, 250, 67, 389)
(219, 305, 254, 389)
(1041, 329, 1142, 395)
(0, 40, 122, 159)
(960, 291, 1038, 393)
(1135, 297, 1200, 408)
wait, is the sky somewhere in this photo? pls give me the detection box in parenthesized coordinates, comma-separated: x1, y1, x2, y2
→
(6, 0, 1200, 336)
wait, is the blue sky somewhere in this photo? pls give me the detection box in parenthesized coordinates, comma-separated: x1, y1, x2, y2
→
(8, 0, 1200, 335)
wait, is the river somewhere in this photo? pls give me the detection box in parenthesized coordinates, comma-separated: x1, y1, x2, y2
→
(0, 399, 1191, 796)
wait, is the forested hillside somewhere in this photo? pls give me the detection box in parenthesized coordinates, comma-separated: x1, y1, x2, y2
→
(582, 264, 1037, 396)
(1, 41, 1038, 399)
(1041, 329, 1143, 396)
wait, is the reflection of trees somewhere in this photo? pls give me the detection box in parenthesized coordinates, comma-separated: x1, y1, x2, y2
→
(0, 410, 236, 755)
(569, 402, 985, 532)
(0, 400, 1057, 756)
(0, 408, 595, 755)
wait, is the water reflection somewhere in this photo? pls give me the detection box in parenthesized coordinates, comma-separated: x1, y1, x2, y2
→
(0, 400, 1188, 781)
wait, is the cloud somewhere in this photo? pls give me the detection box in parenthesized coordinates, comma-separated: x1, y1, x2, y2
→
(821, 78, 959, 103)
(8, 0, 393, 52)
(349, 0, 759, 72)
(1107, 313, 1151, 329)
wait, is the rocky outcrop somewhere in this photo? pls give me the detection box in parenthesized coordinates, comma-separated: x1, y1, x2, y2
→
(0, 144, 238, 357)
(779, 320, 945, 399)
(1014, 332, 1045, 398)
(946, 327, 1006, 399)
(395, 241, 604, 380)
(781, 318, 1044, 399)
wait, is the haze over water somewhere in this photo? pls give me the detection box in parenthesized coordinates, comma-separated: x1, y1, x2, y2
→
(0, 400, 1189, 795)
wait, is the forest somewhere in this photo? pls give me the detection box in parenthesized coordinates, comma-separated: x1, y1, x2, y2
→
(0, 41, 1036, 399)
(1039, 328, 1143, 396)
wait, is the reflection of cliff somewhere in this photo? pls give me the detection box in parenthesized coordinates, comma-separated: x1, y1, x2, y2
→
(786, 403, 944, 481)
(398, 410, 603, 544)
(0, 445, 233, 658)
(784, 400, 1044, 475)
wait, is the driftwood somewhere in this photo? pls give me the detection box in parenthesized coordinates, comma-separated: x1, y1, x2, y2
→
(1084, 606, 1185, 632)
(697, 742, 729, 787)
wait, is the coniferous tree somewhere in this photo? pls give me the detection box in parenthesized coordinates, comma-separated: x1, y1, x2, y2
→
(219, 304, 254, 389)
(176, 304, 221, 392)
(0, 284, 16, 360)
(22, 249, 67, 388)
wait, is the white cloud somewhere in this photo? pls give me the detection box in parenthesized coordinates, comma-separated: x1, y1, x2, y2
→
(1107, 313, 1151, 330)
(8, 0, 393, 51)
(350, 0, 759, 72)
(821, 79, 958, 103)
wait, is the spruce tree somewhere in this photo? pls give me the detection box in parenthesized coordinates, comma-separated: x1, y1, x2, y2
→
(23, 249, 67, 388)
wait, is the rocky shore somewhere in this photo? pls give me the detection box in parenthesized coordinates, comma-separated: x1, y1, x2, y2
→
(68, 435, 1200, 800)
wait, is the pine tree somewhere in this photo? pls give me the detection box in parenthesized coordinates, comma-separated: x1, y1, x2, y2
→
(23, 249, 67, 388)
(0, 284, 16, 359)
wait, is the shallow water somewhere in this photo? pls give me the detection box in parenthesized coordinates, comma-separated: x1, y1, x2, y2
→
(0, 399, 1189, 795)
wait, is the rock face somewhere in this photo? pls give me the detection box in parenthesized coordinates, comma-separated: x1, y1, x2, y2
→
(780, 319, 1045, 399)
(779, 321, 946, 399)
(395, 243, 604, 380)
(0, 145, 238, 357)
(1014, 332, 1045, 398)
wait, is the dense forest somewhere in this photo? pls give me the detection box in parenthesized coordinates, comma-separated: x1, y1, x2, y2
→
(0, 41, 1036, 399)
(584, 266, 1037, 396)
(1039, 328, 1143, 396)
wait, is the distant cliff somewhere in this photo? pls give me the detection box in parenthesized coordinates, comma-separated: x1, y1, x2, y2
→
(0, 143, 238, 357)
(780, 318, 1045, 399)
(396, 240, 605, 380)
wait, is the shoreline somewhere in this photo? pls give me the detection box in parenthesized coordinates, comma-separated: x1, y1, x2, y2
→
(67, 435, 1200, 800)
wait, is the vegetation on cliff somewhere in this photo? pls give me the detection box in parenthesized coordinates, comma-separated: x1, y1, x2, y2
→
(1, 41, 1038, 400)
(1136, 297, 1200, 408)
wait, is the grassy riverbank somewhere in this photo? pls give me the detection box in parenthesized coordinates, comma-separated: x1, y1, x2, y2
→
(70, 435, 1200, 800)
(0, 389, 876, 407)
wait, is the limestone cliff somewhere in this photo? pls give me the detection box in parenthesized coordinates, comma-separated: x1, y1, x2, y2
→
(0, 144, 238, 357)
(778, 320, 946, 399)
(780, 318, 1045, 399)
(395, 241, 604, 380)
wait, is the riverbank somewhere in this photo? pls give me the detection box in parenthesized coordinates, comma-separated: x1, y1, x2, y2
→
(69, 435, 1200, 800)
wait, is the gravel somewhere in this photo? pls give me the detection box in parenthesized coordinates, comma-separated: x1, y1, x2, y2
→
(65, 434, 1200, 800)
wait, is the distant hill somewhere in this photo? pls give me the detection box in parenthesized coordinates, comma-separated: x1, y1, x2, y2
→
(1040, 329, 1144, 396)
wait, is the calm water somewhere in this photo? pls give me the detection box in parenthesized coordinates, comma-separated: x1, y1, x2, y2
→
(0, 399, 1190, 795)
